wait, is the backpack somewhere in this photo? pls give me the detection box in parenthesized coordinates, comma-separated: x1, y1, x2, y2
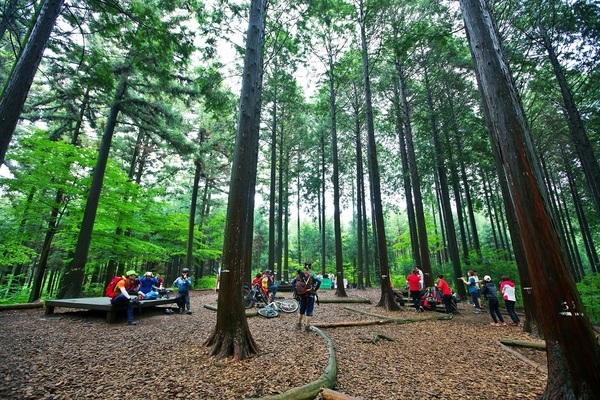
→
(105, 276, 124, 298)
(295, 271, 313, 296)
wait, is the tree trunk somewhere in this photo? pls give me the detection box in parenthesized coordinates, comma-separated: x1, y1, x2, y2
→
(203, 0, 265, 360)
(327, 44, 346, 298)
(0, 0, 64, 166)
(459, 0, 600, 396)
(268, 96, 276, 274)
(394, 59, 420, 270)
(57, 69, 130, 299)
(186, 160, 202, 270)
(396, 55, 433, 288)
(358, 0, 396, 310)
(540, 27, 600, 220)
(424, 68, 463, 289)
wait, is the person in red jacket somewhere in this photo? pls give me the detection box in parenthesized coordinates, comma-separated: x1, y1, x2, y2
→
(436, 274, 453, 317)
(406, 269, 424, 312)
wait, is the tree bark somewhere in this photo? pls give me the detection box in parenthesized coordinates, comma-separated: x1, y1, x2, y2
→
(0, 0, 65, 166)
(203, 0, 265, 360)
(57, 69, 130, 299)
(459, 0, 600, 396)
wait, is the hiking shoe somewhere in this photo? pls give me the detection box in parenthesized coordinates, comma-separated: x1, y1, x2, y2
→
(179, 308, 184, 314)
(509, 322, 518, 326)
(500, 322, 507, 326)
(305, 325, 312, 332)
(419, 306, 425, 312)
(127, 320, 136, 325)
(187, 310, 192, 315)
(473, 310, 482, 314)
(296, 323, 302, 330)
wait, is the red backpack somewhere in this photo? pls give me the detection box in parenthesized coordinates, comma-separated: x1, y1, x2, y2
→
(105, 276, 124, 298)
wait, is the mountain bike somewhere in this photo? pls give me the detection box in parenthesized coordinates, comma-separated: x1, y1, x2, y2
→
(257, 298, 299, 318)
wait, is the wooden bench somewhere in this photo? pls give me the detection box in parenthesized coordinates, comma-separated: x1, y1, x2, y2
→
(44, 296, 180, 323)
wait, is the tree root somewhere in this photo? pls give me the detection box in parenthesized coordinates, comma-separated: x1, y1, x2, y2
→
(359, 332, 398, 344)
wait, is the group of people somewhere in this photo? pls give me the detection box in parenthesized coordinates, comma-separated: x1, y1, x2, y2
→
(405, 268, 522, 327)
(459, 270, 521, 326)
(251, 270, 278, 302)
(106, 268, 193, 325)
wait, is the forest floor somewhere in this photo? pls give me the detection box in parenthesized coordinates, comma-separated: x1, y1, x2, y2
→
(0, 288, 549, 400)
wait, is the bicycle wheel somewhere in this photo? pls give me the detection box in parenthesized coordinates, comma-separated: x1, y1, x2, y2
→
(258, 307, 279, 318)
(275, 298, 299, 313)
(243, 288, 254, 309)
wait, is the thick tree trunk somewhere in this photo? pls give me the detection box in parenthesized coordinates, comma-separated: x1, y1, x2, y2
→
(186, 160, 201, 271)
(268, 99, 276, 274)
(459, 0, 600, 396)
(204, 0, 265, 360)
(0, 0, 65, 165)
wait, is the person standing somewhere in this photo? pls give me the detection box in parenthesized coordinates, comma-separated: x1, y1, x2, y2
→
(435, 275, 453, 317)
(174, 268, 193, 315)
(459, 270, 482, 314)
(106, 270, 144, 325)
(291, 262, 321, 331)
(407, 269, 424, 312)
(482, 275, 506, 326)
(500, 275, 520, 326)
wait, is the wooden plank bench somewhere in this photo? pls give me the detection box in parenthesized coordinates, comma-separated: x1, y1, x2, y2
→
(44, 296, 180, 323)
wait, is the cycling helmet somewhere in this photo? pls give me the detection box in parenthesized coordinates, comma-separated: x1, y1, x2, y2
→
(182, 268, 190, 273)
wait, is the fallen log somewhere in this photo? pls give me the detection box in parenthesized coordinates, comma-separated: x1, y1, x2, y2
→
(322, 388, 361, 400)
(203, 304, 258, 317)
(359, 333, 398, 344)
(498, 343, 547, 374)
(343, 306, 447, 323)
(0, 301, 44, 311)
(499, 338, 546, 350)
(318, 298, 371, 304)
(312, 320, 394, 328)
(253, 326, 336, 400)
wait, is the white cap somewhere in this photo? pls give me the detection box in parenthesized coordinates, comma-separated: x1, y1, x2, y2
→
(484, 275, 491, 282)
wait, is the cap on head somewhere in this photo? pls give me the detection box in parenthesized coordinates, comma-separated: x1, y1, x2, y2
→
(145, 271, 153, 277)
(484, 275, 491, 282)
(126, 270, 138, 277)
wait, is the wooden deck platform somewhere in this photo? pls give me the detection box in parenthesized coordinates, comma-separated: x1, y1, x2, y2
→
(44, 296, 179, 323)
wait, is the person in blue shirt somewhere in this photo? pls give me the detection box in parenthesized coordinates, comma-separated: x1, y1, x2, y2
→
(459, 270, 482, 314)
(139, 272, 160, 299)
(174, 268, 193, 314)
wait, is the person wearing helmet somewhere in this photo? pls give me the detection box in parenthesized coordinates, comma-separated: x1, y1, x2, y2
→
(174, 268, 193, 314)
(481, 275, 506, 326)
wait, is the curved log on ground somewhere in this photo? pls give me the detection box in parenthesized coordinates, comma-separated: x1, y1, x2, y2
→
(203, 304, 258, 317)
(343, 306, 449, 323)
(318, 298, 371, 304)
(499, 338, 546, 350)
(0, 301, 44, 311)
(322, 388, 360, 400)
(498, 343, 547, 373)
(253, 326, 337, 400)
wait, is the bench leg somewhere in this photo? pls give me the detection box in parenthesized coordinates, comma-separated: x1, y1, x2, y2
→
(106, 310, 116, 323)
(45, 306, 55, 315)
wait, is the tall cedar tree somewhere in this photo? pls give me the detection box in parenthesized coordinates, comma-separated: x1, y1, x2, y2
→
(203, 0, 265, 360)
(459, 0, 600, 397)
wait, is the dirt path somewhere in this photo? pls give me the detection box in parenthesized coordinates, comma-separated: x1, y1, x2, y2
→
(0, 289, 547, 399)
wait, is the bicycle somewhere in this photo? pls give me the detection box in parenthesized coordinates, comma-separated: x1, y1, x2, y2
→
(257, 298, 299, 318)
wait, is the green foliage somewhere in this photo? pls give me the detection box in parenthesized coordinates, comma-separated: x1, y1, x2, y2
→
(195, 276, 216, 289)
(577, 273, 600, 325)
